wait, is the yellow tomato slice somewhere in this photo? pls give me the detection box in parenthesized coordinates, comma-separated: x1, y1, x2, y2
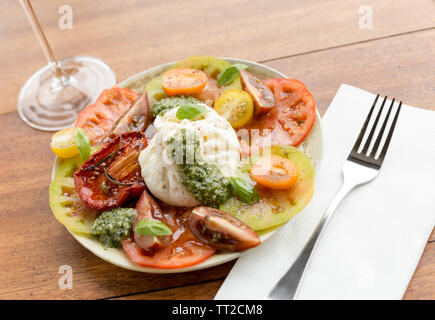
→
(214, 89, 254, 128)
(50, 127, 79, 158)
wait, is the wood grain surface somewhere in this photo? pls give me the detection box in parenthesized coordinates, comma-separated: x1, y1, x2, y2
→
(0, 0, 433, 300)
(1, 0, 435, 114)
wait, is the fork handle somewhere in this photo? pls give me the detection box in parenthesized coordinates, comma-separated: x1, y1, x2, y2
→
(267, 181, 355, 300)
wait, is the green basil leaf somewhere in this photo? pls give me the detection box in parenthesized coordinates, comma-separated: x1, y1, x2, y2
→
(134, 218, 173, 236)
(217, 64, 248, 87)
(229, 177, 260, 204)
(176, 104, 208, 120)
(75, 128, 91, 162)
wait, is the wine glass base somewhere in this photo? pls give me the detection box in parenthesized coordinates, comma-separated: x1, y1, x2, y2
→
(17, 55, 116, 131)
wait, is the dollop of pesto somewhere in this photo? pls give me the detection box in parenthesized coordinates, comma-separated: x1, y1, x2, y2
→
(179, 162, 232, 208)
(91, 207, 136, 248)
(151, 96, 203, 117)
(167, 129, 232, 208)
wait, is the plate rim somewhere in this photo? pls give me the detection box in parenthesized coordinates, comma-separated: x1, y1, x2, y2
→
(52, 57, 324, 273)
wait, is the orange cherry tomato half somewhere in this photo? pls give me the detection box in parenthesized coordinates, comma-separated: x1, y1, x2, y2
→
(250, 154, 299, 190)
(162, 68, 208, 96)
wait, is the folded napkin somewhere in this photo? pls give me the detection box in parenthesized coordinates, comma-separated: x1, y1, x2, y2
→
(215, 84, 435, 300)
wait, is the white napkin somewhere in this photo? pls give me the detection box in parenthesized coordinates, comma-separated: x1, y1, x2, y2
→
(215, 84, 435, 300)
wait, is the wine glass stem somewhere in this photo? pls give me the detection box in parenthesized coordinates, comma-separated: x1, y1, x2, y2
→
(20, 0, 68, 82)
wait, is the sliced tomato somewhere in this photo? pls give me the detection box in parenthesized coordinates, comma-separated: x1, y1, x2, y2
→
(192, 78, 224, 106)
(239, 69, 275, 115)
(133, 190, 171, 251)
(214, 89, 254, 128)
(50, 154, 98, 236)
(75, 87, 140, 145)
(162, 68, 208, 96)
(189, 207, 260, 252)
(170, 56, 242, 105)
(250, 154, 299, 190)
(263, 78, 316, 145)
(122, 204, 215, 269)
(107, 93, 150, 138)
(220, 145, 314, 231)
(74, 132, 147, 211)
(243, 79, 315, 154)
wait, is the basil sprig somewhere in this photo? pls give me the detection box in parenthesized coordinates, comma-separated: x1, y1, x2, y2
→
(229, 177, 259, 204)
(75, 128, 91, 162)
(176, 104, 208, 120)
(135, 218, 173, 236)
(217, 63, 248, 87)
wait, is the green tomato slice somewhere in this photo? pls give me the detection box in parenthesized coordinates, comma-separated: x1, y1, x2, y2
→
(49, 154, 98, 236)
(145, 74, 166, 108)
(172, 56, 232, 78)
(220, 145, 315, 231)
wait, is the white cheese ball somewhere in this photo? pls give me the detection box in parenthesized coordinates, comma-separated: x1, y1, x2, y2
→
(138, 104, 241, 207)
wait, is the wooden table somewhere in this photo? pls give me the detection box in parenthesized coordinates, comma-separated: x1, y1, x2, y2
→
(0, 0, 433, 300)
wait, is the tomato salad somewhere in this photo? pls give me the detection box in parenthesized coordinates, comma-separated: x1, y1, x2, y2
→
(49, 56, 315, 269)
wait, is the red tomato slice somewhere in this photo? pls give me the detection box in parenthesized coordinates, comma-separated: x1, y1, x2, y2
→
(75, 87, 140, 145)
(264, 78, 316, 145)
(74, 132, 147, 211)
(122, 204, 215, 269)
(243, 79, 315, 154)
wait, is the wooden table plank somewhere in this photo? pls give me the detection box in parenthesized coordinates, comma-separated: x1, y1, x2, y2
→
(117, 242, 435, 300)
(110, 280, 224, 300)
(264, 29, 435, 114)
(1, 28, 433, 299)
(404, 241, 435, 300)
(0, 2, 433, 300)
(1, 0, 434, 114)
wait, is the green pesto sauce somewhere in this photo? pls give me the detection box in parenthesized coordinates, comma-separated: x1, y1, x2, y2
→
(91, 207, 136, 248)
(167, 129, 232, 208)
(179, 162, 232, 208)
(151, 96, 202, 118)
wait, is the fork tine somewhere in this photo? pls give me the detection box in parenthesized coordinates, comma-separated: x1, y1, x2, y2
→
(376, 101, 402, 164)
(351, 94, 379, 153)
(361, 95, 387, 155)
(370, 98, 395, 157)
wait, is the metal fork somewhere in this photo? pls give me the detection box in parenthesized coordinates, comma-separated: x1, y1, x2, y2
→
(267, 95, 402, 300)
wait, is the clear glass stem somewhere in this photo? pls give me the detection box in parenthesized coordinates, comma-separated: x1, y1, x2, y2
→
(17, 1, 116, 131)
(19, 0, 68, 86)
